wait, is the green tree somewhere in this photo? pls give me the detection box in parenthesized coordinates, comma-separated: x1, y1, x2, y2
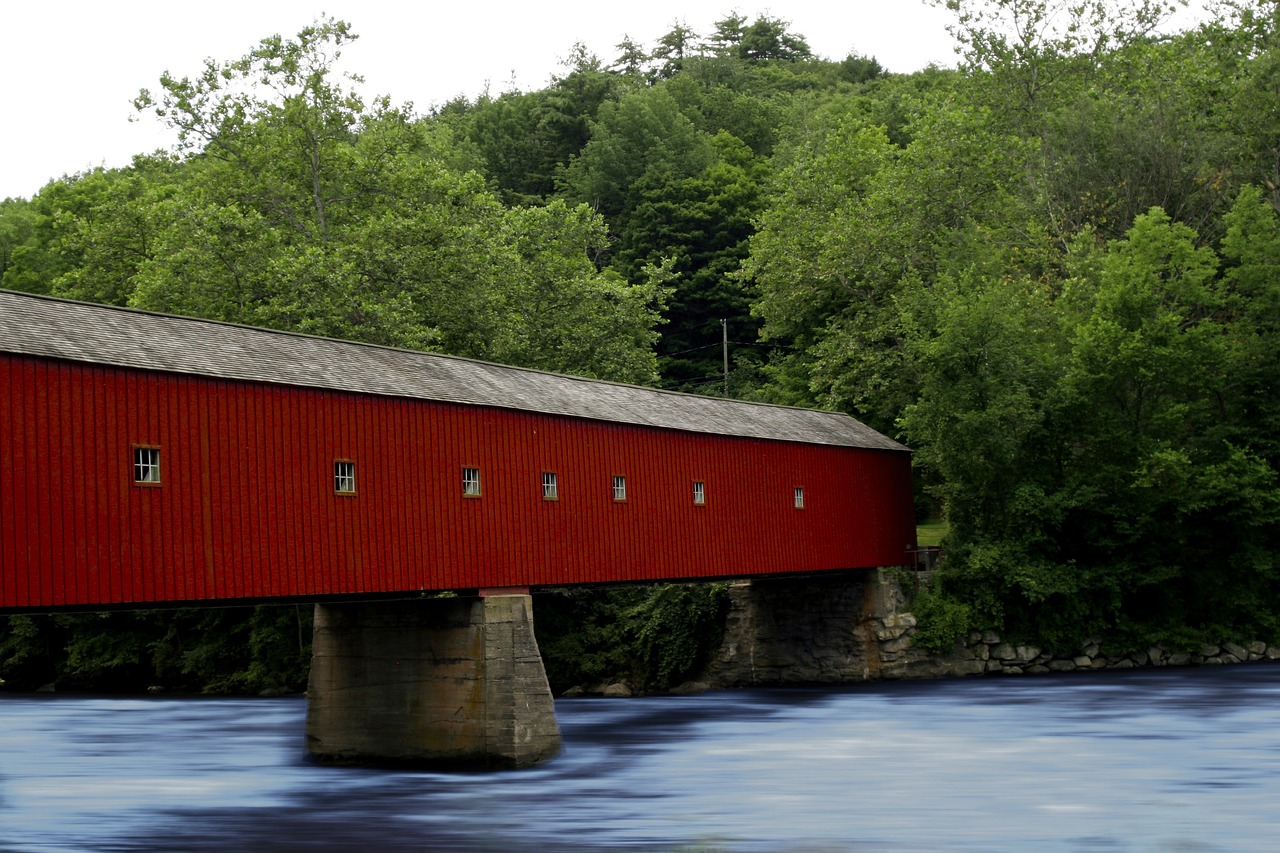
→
(607, 131, 768, 389)
(738, 15, 813, 63)
(562, 85, 712, 219)
(651, 21, 700, 79)
(706, 12, 749, 57)
(748, 102, 1045, 427)
(1209, 1, 1280, 211)
(838, 53, 886, 85)
(904, 206, 1280, 649)
(133, 18, 378, 239)
(935, 0, 1184, 117)
(457, 53, 623, 207)
(122, 19, 664, 380)
(5, 160, 179, 301)
(1219, 185, 1280, 460)
(611, 35, 653, 79)
(0, 196, 45, 292)
(535, 584, 728, 692)
(0, 606, 311, 693)
(483, 200, 671, 382)
(442, 91, 553, 205)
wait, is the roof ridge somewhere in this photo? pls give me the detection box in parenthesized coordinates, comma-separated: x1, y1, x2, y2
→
(0, 289, 909, 452)
(0, 288, 850, 416)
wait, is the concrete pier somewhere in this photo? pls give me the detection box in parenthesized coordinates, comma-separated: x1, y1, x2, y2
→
(305, 594, 561, 769)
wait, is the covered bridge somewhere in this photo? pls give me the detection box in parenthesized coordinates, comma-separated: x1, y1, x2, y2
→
(1, 289, 915, 611)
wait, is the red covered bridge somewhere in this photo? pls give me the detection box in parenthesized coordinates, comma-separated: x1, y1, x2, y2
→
(0, 288, 915, 768)
(0, 289, 914, 609)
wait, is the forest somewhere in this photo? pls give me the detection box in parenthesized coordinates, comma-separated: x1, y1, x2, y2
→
(1, 0, 1278, 694)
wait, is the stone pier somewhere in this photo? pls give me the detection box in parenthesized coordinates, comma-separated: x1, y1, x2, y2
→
(305, 593, 561, 769)
(701, 570, 899, 686)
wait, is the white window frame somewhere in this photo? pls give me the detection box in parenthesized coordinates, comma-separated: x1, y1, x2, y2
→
(542, 471, 559, 501)
(334, 460, 356, 495)
(462, 467, 482, 498)
(794, 486, 805, 509)
(133, 446, 161, 486)
(693, 480, 706, 506)
(612, 475, 627, 502)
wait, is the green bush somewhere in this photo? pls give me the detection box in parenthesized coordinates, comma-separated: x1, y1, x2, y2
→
(909, 589, 971, 654)
(628, 583, 729, 688)
(534, 583, 730, 694)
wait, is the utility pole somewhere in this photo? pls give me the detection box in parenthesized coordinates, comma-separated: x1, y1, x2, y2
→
(721, 318, 729, 396)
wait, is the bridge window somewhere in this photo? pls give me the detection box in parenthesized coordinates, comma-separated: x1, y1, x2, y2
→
(463, 467, 481, 498)
(542, 471, 559, 501)
(334, 460, 356, 495)
(133, 446, 161, 485)
(795, 487, 805, 509)
(693, 480, 705, 506)
(612, 475, 627, 502)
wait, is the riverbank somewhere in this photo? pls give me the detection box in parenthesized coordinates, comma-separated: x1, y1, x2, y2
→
(671, 570, 1280, 695)
(868, 569, 1280, 680)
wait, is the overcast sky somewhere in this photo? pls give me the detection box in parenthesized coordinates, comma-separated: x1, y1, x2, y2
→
(0, 0, 966, 200)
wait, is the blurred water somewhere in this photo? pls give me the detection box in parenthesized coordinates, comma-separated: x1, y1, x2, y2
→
(2, 664, 1279, 852)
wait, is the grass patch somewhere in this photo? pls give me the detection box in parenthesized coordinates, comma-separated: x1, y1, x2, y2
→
(916, 517, 949, 548)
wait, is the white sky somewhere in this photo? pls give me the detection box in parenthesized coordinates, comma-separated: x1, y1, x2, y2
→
(0, 0, 962, 201)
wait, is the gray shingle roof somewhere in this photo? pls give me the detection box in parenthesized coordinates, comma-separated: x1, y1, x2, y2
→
(0, 290, 908, 452)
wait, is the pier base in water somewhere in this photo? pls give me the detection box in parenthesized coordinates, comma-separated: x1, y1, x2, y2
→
(305, 594, 561, 769)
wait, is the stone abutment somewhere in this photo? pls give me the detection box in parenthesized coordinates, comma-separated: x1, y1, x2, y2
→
(700, 570, 1280, 689)
(305, 594, 561, 769)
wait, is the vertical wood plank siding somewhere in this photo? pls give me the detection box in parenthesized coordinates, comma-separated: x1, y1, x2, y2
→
(1, 354, 916, 609)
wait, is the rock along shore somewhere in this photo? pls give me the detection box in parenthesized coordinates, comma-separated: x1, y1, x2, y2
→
(690, 572, 1279, 693)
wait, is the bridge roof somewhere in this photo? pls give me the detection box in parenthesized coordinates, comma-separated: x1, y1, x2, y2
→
(0, 290, 907, 452)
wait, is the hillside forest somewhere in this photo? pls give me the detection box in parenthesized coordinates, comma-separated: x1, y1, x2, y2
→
(2, 0, 1279, 694)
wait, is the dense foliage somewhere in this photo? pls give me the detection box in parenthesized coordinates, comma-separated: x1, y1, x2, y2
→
(535, 584, 730, 693)
(3, 2, 1280, 691)
(0, 606, 311, 693)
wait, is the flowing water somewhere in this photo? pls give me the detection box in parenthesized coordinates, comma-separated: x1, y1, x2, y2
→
(2, 664, 1279, 852)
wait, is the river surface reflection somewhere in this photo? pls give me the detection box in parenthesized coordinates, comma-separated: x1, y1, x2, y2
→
(2, 664, 1279, 852)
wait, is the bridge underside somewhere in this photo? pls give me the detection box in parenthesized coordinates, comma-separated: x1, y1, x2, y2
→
(305, 594, 561, 769)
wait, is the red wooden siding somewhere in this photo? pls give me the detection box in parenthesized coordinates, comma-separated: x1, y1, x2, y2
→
(1, 354, 916, 609)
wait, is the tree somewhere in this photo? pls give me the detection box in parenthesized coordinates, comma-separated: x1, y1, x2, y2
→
(902, 205, 1280, 649)
(1218, 185, 1280, 461)
(933, 0, 1185, 115)
(739, 16, 813, 63)
(562, 81, 789, 390)
(839, 53, 885, 84)
(135, 17, 382, 243)
(706, 13, 749, 56)
(611, 35, 652, 78)
(0, 196, 45, 293)
(442, 91, 551, 204)
(562, 86, 712, 220)
(38, 161, 180, 306)
(651, 21, 700, 79)
(609, 131, 769, 389)
(748, 100, 1045, 427)
(898, 271, 1070, 636)
(123, 19, 666, 381)
(462, 199, 671, 383)
(455, 48, 624, 207)
(1208, 1, 1280, 212)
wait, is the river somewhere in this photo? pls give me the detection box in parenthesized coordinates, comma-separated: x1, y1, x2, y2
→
(2, 664, 1278, 852)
